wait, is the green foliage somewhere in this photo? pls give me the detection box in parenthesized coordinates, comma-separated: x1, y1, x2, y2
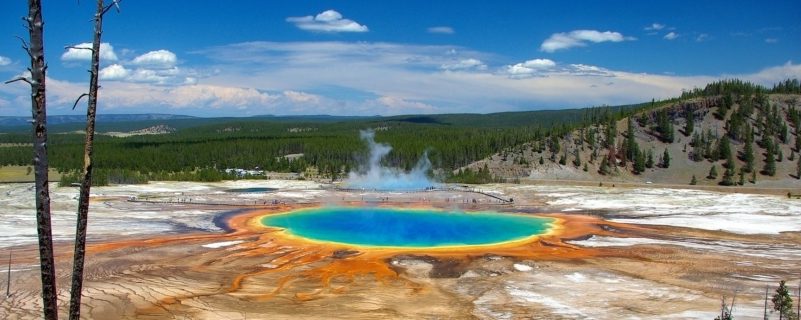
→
(633, 145, 646, 174)
(690, 175, 697, 185)
(662, 148, 671, 168)
(772, 280, 796, 320)
(764, 143, 777, 176)
(448, 165, 497, 184)
(708, 165, 718, 179)
(655, 109, 675, 143)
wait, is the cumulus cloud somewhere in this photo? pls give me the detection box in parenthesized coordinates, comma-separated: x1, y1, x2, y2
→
(61, 42, 118, 61)
(645, 23, 665, 31)
(427, 26, 454, 34)
(0, 56, 10, 66)
(540, 30, 634, 52)
(99, 64, 130, 80)
(663, 32, 679, 40)
(286, 10, 368, 33)
(131, 50, 177, 68)
(282, 90, 321, 104)
(506, 59, 557, 76)
(441, 58, 486, 71)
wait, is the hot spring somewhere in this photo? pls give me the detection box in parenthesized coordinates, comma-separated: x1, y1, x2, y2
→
(260, 207, 554, 248)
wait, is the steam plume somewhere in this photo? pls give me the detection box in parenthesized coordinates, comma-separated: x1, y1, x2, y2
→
(345, 130, 436, 190)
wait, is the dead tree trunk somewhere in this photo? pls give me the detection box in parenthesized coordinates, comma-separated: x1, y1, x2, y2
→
(68, 1, 120, 319)
(3, 1, 58, 318)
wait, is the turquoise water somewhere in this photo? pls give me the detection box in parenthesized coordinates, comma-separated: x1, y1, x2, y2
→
(260, 207, 553, 248)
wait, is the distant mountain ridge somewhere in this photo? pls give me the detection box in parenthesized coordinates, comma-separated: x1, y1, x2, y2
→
(0, 113, 196, 127)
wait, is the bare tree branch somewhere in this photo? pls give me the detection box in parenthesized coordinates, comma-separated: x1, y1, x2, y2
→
(101, 0, 123, 15)
(4, 77, 32, 85)
(71, 93, 89, 110)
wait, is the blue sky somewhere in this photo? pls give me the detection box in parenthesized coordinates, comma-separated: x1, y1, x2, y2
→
(0, 0, 799, 117)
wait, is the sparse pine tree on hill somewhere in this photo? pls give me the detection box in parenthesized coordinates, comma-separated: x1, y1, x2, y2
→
(751, 169, 757, 184)
(720, 166, 735, 186)
(797, 156, 801, 179)
(604, 119, 617, 149)
(646, 149, 654, 169)
(718, 136, 732, 161)
(626, 117, 637, 160)
(634, 147, 646, 174)
(772, 280, 795, 320)
(708, 165, 718, 179)
(778, 147, 784, 162)
(690, 175, 697, 185)
(662, 148, 671, 168)
(764, 144, 777, 176)
(599, 156, 610, 175)
(691, 132, 704, 161)
(743, 139, 755, 172)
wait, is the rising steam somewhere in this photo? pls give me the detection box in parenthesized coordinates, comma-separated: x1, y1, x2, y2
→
(345, 130, 436, 190)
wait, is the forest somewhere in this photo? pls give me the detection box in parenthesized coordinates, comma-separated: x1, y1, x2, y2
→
(1, 78, 799, 185)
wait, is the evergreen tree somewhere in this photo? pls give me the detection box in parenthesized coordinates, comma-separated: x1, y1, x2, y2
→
(539, 156, 544, 165)
(743, 139, 755, 172)
(634, 147, 646, 174)
(583, 162, 588, 172)
(778, 147, 784, 162)
(626, 117, 637, 160)
(720, 166, 735, 186)
(646, 149, 654, 169)
(764, 144, 777, 176)
(797, 156, 801, 179)
(708, 165, 718, 179)
(662, 148, 671, 168)
(718, 136, 732, 161)
(772, 280, 795, 320)
(573, 149, 581, 167)
(690, 175, 697, 185)
(751, 169, 757, 184)
(599, 156, 610, 175)
(691, 132, 704, 161)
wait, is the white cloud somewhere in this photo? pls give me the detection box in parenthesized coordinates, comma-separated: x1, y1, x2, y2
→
(282, 90, 321, 104)
(131, 50, 177, 68)
(506, 59, 557, 76)
(286, 10, 368, 33)
(99, 64, 130, 80)
(8, 40, 798, 117)
(765, 38, 778, 44)
(61, 42, 118, 61)
(0, 56, 11, 66)
(540, 30, 634, 52)
(441, 58, 486, 71)
(427, 26, 454, 34)
(645, 23, 665, 31)
(663, 32, 679, 40)
(696, 34, 710, 42)
(373, 96, 436, 113)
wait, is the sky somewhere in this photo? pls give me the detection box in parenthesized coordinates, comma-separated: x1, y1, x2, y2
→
(0, 0, 800, 117)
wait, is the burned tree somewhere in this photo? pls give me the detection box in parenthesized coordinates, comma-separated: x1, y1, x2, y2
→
(4, 1, 58, 318)
(68, 1, 122, 319)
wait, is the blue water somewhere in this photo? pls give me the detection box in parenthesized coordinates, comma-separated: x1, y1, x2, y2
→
(260, 207, 553, 247)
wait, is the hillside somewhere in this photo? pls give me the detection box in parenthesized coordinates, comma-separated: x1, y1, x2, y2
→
(466, 87, 801, 189)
